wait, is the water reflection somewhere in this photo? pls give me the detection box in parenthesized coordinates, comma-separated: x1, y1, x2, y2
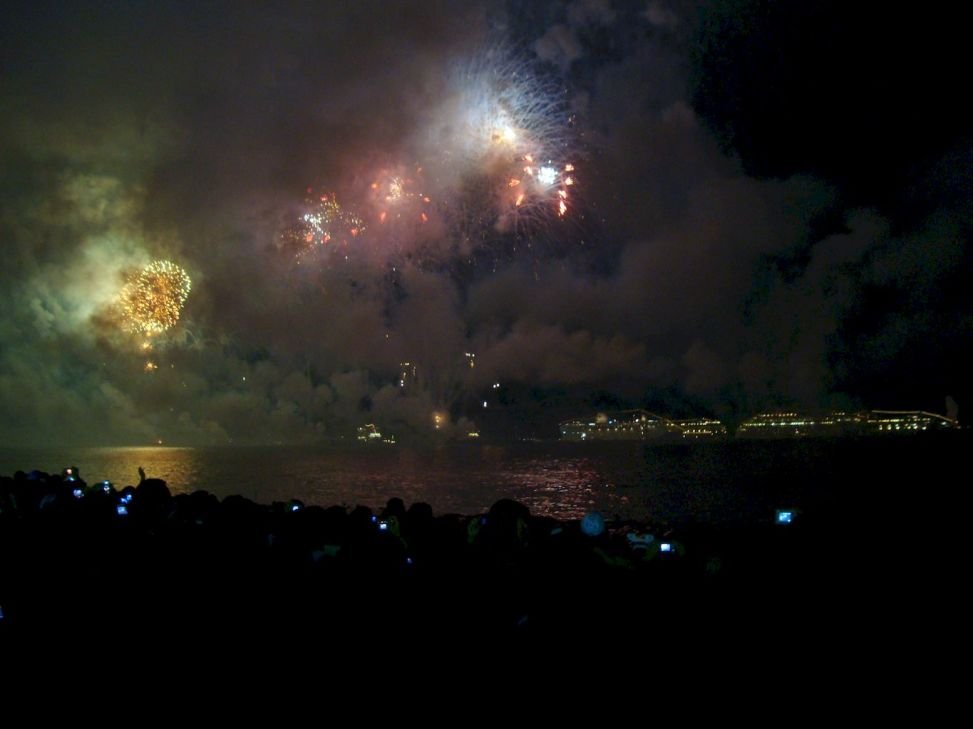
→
(0, 444, 696, 521)
(493, 457, 607, 520)
(0, 446, 203, 495)
(0, 438, 910, 525)
(0, 444, 626, 519)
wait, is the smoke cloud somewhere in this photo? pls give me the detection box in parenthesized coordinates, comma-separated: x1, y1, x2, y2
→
(1, 0, 968, 445)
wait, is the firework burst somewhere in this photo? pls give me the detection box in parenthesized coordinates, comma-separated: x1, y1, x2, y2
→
(440, 49, 570, 165)
(278, 48, 581, 273)
(423, 47, 578, 239)
(118, 260, 192, 335)
(367, 166, 433, 227)
(278, 191, 365, 262)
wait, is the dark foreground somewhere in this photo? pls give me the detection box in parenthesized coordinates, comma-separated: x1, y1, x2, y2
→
(0, 464, 960, 664)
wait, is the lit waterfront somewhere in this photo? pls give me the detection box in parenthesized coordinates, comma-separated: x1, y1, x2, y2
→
(558, 408, 959, 441)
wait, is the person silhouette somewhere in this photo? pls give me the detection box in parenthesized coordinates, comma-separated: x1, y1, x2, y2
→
(138, 466, 146, 484)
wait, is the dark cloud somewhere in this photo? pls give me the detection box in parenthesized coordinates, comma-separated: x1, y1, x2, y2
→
(1, 0, 969, 445)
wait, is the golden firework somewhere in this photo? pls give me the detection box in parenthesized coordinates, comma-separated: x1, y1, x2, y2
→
(119, 260, 192, 335)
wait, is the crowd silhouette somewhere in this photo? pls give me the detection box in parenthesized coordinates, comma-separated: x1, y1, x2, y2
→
(0, 463, 910, 655)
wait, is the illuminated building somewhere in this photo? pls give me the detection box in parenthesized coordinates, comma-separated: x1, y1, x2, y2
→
(357, 424, 396, 444)
(672, 418, 728, 440)
(861, 410, 958, 433)
(736, 410, 958, 438)
(559, 410, 682, 441)
(736, 411, 862, 438)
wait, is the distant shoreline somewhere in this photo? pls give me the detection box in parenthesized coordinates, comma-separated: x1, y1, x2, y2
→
(1, 426, 966, 452)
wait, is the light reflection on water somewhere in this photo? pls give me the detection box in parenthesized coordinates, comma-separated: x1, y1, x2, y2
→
(0, 438, 910, 524)
(1, 443, 665, 520)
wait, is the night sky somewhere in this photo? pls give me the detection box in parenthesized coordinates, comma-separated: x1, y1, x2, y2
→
(2, 0, 970, 446)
